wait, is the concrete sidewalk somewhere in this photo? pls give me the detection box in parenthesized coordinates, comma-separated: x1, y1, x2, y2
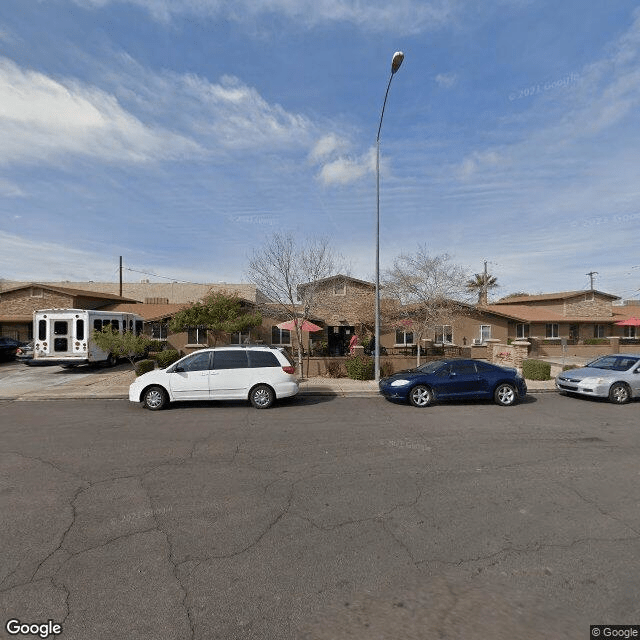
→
(5, 366, 558, 401)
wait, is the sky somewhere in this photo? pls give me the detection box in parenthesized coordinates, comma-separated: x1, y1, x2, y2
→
(1, 0, 640, 302)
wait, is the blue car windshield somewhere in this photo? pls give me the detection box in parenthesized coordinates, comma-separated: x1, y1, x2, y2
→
(587, 355, 639, 371)
(416, 361, 445, 374)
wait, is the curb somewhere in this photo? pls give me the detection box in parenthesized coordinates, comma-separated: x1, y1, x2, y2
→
(5, 387, 558, 401)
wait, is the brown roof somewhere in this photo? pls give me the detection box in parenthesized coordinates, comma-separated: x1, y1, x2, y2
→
(0, 282, 139, 303)
(483, 303, 626, 323)
(495, 290, 619, 304)
(102, 302, 188, 322)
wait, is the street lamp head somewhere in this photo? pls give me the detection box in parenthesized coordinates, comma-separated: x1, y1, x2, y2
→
(391, 51, 404, 74)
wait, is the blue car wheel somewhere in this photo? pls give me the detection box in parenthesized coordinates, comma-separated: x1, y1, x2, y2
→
(409, 385, 433, 408)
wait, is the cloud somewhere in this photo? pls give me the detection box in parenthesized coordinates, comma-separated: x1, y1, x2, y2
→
(308, 134, 350, 163)
(0, 57, 201, 167)
(317, 147, 376, 186)
(0, 178, 26, 197)
(0, 232, 119, 281)
(435, 73, 457, 88)
(70, 0, 471, 34)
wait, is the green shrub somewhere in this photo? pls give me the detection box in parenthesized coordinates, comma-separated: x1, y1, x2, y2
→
(155, 349, 181, 368)
(584, 338, 608, 345)
(522, 359, 551, 381)
(135, 359, 155, 376)
(145, 340, 167, 356)
(345, 355, 375, 380)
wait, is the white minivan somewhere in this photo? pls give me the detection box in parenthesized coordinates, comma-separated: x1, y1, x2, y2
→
(129, 345, 299, 410)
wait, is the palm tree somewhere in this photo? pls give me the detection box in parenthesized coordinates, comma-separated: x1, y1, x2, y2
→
(466, 270, 498, 305)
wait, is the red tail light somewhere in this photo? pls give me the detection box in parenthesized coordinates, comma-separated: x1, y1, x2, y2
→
(282, 366, 296, 375)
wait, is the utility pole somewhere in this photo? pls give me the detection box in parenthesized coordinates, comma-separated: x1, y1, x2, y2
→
(119, 256, 123, 298)
(586, 271, 598, 290)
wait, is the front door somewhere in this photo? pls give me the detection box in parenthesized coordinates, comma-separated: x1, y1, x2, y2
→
(169, 351, 212, 400)
(327, 326, 354, 356)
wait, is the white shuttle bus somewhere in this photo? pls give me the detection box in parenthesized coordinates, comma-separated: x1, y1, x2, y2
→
(33, 309, 144, 367)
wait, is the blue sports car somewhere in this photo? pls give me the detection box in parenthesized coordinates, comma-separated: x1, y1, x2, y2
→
(379, 358, 527, 407)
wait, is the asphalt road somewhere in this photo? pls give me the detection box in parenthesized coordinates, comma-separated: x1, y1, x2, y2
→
(1, 395, 639, 639)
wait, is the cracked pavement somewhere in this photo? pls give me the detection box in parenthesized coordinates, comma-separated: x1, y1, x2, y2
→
(1, 394, 639, 639)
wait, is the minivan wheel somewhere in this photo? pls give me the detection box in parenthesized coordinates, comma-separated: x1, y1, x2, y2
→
(609, 382, 630, 405)
(250, 384, 275, 409)
(494, 383, 516, 406)
(143, 385, 167, 410)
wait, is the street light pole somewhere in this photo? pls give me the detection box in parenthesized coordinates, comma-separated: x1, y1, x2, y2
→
(375, 51, 404, 384)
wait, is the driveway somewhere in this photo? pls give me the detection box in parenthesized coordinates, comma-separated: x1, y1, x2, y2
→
(0, 361, 126, 399)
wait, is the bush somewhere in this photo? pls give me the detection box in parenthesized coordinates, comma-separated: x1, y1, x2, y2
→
(345, 355, 375, 380)
(522, 359, 551, 381)
(144, 340, 167, 356)
(380, 360, 395, 378)
(135, 359, 155, 376)
(584, 338, 608, 345)
(324, 360, 346, 378)
(155, 349, 181, 368)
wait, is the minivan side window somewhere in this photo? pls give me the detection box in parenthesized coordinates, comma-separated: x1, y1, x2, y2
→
(248, 351, 280, 368)
(178, 352, 211, 372)
(213, 351, 248, 370)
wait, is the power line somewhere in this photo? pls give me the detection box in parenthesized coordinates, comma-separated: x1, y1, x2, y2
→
(124, 267, 204, 285)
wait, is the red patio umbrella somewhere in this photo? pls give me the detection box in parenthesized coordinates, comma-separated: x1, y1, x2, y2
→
(615, 317, 640, 326)
(276, 319, 323, 332)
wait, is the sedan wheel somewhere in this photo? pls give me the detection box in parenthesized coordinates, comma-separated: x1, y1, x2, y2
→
(494, 383, 517, 406)
(609, 382, 630, 405)
(143, 385, 167, 410)
(250, 384, 275, 409)
(409, 385, 433, 408)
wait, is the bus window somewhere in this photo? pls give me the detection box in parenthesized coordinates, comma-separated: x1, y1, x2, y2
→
(111, 320, 120, 331)
(38, 319, 47, 341)
(76, 319, 85, 341)
(94, 319, 102, 331)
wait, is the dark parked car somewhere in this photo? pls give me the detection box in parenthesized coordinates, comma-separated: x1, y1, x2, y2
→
(379, 358, 527, 407)
(0, 337, 27, 361)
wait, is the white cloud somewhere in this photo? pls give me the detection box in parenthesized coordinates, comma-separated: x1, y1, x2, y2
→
(0, 57, 201, 167)
(70, 0, 467, 33)
(0, 232, 119, 281)
(317, 147, 376, 186)
(0, 178, 26, 197)
(309, 134, 350, 163)
(435, 72, 457, 88)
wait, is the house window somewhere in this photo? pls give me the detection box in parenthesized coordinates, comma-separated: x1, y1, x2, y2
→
(593, 324, 605, 338)
(546, 323, 559, 338)
(395, 329, 414, 345)
(187, 327, 208, 344)
(271, 326, 291, 345)
(516, 323, 530, 339)
(150, 321, 168, 339)
(435, 325, 453, 344)
(333, 281, 346, 295)
(623, 326, 636, 338)
(480, 325, 492, 343)
(30, 287, 44, 298)
(230, 331, 251, 344)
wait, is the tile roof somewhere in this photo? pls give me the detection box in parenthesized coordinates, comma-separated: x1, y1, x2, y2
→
(102, 302, 188, 321)
(0, 282, 138, 302)
(494, 290, 619, 304)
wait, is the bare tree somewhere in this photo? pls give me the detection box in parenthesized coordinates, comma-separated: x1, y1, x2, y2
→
(383, 248, 470, 365)
(246, 233, 339, 375)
